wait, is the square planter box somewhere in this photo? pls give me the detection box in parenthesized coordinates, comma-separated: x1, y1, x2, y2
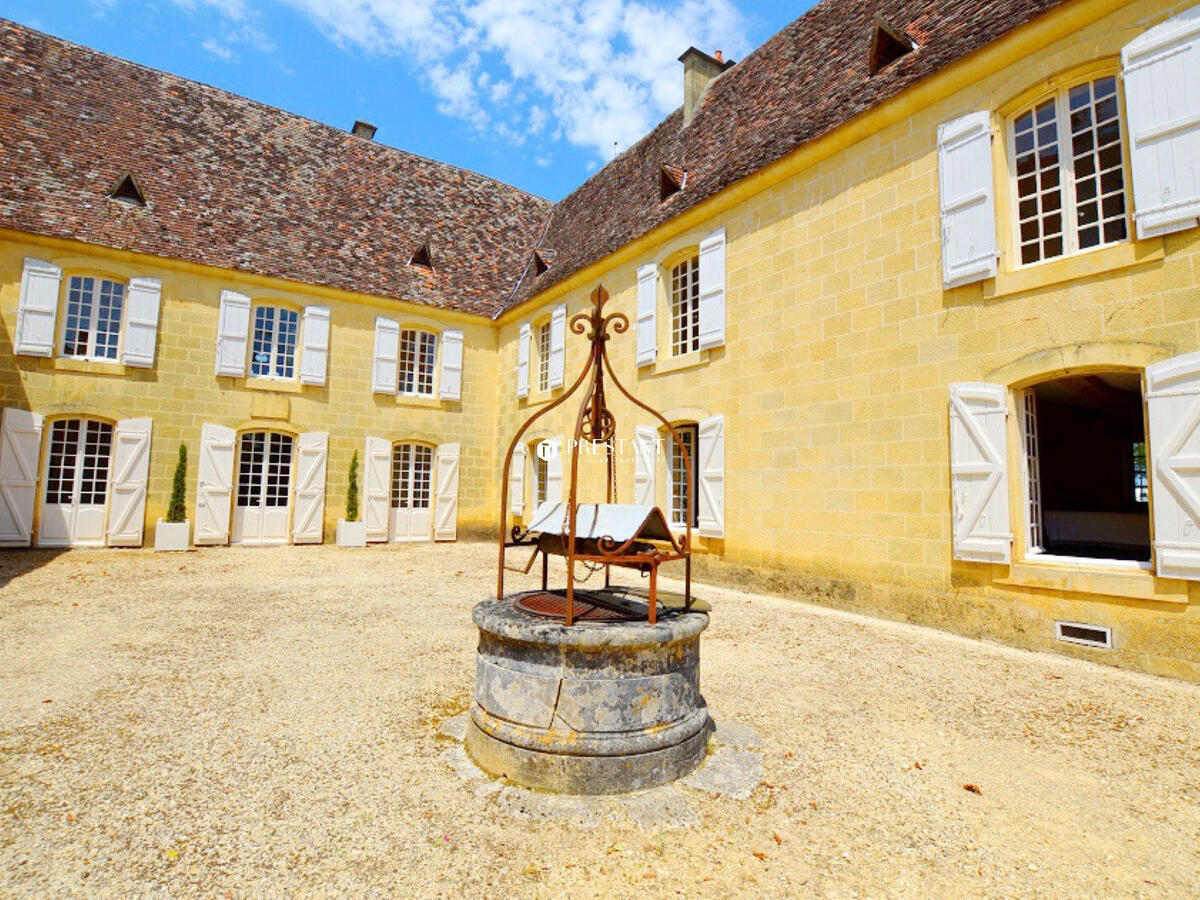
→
(155, 519, 190, 552)
(337, 519, 367, 548)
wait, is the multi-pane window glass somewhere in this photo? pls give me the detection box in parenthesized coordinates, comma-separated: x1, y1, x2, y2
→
(236, 431, 293, 508)
(1022, 392, 1044, 551)
(668, 424, 699, 527)
(670, 256, 700, 357)
(1013, 76, 1127, 266)
(537, 321, 552, 392)
(44, 419, 113, 505)
(391, 443, 433, 509)
(534, 449, 549, 507)
(62, 276, 124, 360)
(1132, 441, 1148, 504)
(250, 306, 299, 379)
(398, 329, 437, 396)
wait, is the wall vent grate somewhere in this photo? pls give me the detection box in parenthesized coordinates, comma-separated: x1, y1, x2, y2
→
(1054, 621, 1112, 649)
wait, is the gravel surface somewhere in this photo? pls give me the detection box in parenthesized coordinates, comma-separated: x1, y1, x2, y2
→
(1, 542, 1198, 896)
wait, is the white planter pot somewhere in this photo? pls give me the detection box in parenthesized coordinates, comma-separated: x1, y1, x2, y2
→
(337, 519, 367, 548)
(155, 519, 190, 552)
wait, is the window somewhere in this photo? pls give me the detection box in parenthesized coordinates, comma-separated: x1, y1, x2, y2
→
(670, 255, 700, 356)
(533, 448, 549, 507)
(236, 431, 294, 508)
(668, 424, 699, 528)
(250, 305, 299, 379)
(536, 320, 552, 392)
(398, 329, 437, 396)
(1011, 75, 1128, 266)
(62, 275, 124, 360)
(45, 419, 113, 506)
(391, 443, 433, 510)
(1021, 374, 1149, 563)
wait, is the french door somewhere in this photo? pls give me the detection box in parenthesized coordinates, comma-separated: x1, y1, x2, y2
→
(390, 442, 432, 542)
(38, 418, 113, 547)
(232, 431, 293, 545)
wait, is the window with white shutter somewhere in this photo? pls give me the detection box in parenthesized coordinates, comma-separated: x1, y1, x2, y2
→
(299, 306, 330, 386)
(372, 316, 400, 394)
(14, 259, 62, 358)
(696, 414, 725, 538)
(636, 264, 658, 367)
(1122, 6, 1200, 238)
(121, 278, 162, 368)
(548, 305, 567, 389)
(949, 383, 1011, 563)
(249, 305, 300, 380)
(215, 291, 251, 377)
(1146, 351, 1200, 580)
(439, 329, 464, 401)
(509, 442, 527, 515)
(698, 227, 727, 350)
(938, 112, 999, 287)
(634, 425, 656, 506)
(516, 322, 531, 398)
(398, 329, 437, 396)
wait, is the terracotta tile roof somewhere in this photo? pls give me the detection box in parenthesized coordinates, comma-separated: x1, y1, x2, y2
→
(504, 0, 1070, 312)
(0, 20, 551, 317)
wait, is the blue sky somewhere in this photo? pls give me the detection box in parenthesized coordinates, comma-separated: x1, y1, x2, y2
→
(8, 0, 814, 200)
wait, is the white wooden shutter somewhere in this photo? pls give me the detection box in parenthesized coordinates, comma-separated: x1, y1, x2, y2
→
(937, 112, 998, 288)
(106, 418, 152, 547)
(372, 316, 400, 394)
(292, 431, 328, 544)
(195, 423, 236, 545)
(363, 436, 391, 542)
(546, 436, 563, 504)
(516, 322, 531, 398)
(299, 305, 330, 386)
(509, 442, 527, 515)
(434, 442, 460, 541)
(14, 258, 62, 358)
(698, 227, 727, 350)
(1146, 351, 1200, 580)
(697, 414, 725, 538)
(214, 290, 251, 377)
(949, 383, 1011, 563)
(548, 305, 567, 389)
(1122, 7, 1200, 239)
(439, 329, 464, 400)
(121, 277, 162, 368)
(634, 425, 656, 506)
(636, 264, 658, 367)
(0, 408, 43, 546)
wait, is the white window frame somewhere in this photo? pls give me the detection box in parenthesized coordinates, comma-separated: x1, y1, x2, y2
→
(391, 442, 434, 511)
(669, 254, 701, 357)
(1007, 74, 1131, 269)
(249, 304, 300, 381)
(235, 431, 295, 510)
(536, 319, 552, 393)
(667, 423, 699, 529)
(533, 445, 549, 507)
(60, 275, 126, 362)
(398, 329, 438, 397)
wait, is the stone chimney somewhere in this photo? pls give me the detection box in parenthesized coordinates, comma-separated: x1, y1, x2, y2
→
(351, 120, 377, 140)
(678, 47, 732, 126)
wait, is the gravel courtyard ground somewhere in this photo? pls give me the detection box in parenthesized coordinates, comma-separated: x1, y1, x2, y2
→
(1, 541, 1198, 897)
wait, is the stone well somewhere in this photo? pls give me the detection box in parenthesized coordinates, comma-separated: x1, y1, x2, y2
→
(466, 594, 711, 795)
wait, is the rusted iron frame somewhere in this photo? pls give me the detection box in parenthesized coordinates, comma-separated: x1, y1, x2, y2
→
(496, 284, 698, 626)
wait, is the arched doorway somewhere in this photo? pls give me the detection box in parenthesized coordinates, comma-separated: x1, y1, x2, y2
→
(38, 416, 114, 547)
(232, 430, 294, 545)
(390, 441, 433, 542)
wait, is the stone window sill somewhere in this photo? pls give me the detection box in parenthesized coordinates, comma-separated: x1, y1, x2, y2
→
(994, 560, 1189, 604)
(396, 394, 444, 409)
(643, 348, 710, 376)
(49, 357, 130, 376)
(983, 238, 1165, 300)
(244, 376, 304, 394)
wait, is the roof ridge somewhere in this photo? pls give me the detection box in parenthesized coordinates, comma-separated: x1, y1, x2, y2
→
(0, 17, 551, 207)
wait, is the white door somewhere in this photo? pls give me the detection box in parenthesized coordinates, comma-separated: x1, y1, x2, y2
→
(390, 442, 433, 542)
(38, 418, 114, 547)
(232, 431, 294, 545)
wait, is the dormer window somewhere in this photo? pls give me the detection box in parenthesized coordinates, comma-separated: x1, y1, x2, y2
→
(109, 174, 147, 207)
(868, 19, 915, 75)
(532, 251, 550, 276)
(660, 164, 686, 201)
(409, 244, 434, 271)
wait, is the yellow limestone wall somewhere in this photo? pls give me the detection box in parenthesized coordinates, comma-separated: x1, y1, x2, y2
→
(0, 233, 502, 538)
(494, 0, 1200, 681)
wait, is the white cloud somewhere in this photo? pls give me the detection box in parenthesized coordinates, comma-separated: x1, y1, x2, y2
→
(201, 37, 234, 60)
(278, 0, 749, 161)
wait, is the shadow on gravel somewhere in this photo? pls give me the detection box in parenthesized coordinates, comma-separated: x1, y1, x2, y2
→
(0, 550, 68, 590)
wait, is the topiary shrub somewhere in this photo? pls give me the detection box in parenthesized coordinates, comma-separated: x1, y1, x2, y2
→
(346, 451, 360, 523)
(167, 444, 188, 523)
